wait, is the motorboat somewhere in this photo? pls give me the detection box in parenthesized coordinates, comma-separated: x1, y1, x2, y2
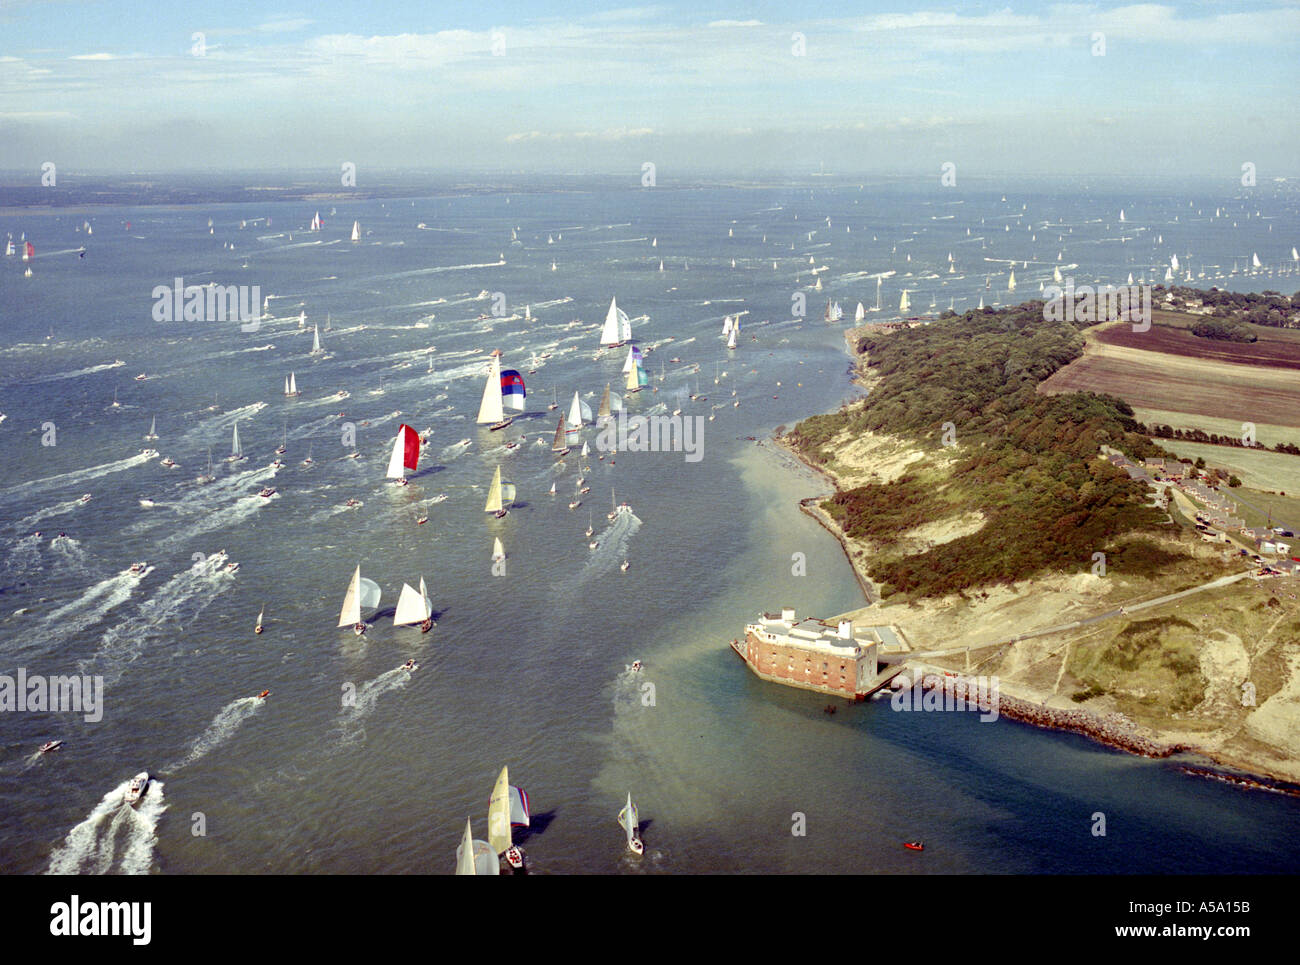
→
(903, 841, 924, 852)
(39, 740, 64, 754)
(256, 690, 270, 700)
(124, 772, 150, 806)
(129, 562, 148, 574)
(258, 487, 276, 498)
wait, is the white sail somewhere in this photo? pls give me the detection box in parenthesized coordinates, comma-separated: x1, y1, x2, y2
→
(1291, 247, 1298, 261)
(899, 290, 910, 313)
(492, 537, 505, 561)
(476, 352, 505, 424)
(600, 298, 623, 346)
(1053, 265, 1062, 284)
(620, 310, 632, 343)
(622, 347, 638, 374)
(393, 581, 432, 626)
(855, 302, 865, 321)
(524, 304, 531, 320)
(488, 766, 513, 854)
(722, 315, 733, 335)
(618, 792, 640, 849)
(351, 221, 360, 242)
(147, 416, 156, 438)
(311, 325, 323, 355)
(289, 372, 297, 395)
(386, 431, 408, 480)
(1119, 208, 1125, 222)
(726, 327, 737, 349)
(1007, 270, 1016, 292)
(1170, 253, 1180, 271)
(337, 565, 362, 627)
(1252, 252, 1262, 268)
(567, 391, 588, 429)
(256, 607, 264, 631)
(284, 376, 290, 396)
(230, 423, 241, 457)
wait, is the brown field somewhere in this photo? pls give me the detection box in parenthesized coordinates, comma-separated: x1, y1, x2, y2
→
(1040, 323, 1300, 429)
(1097, 319, 1300, 370)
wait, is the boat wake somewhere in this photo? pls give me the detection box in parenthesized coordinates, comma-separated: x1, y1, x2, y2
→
(11, 496, 91, 533)
(574, 512, 642, 585)
(81, 552, 233, 685)
(22, 360, 126, 386)
(334, 667, 412, 746)
(0, 452, 156, 504)
(177, 402, 268, 447)
(46, 778, 166, 875)
(166, 696, 264, 771)
(20, 564, 154, 658)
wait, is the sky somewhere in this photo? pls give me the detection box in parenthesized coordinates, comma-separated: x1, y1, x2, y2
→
(0, 1, 1297, 177)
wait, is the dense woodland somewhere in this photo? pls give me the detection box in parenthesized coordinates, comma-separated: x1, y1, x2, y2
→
(791, 303, 1181, 599)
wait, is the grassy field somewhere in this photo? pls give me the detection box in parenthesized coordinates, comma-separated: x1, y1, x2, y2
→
(1158, 439, 1300, 493)
(1130, 407, 1300, 449)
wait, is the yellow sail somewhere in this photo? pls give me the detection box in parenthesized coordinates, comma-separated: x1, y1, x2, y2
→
(455, 819, 477, 875)
(336, 565, 361, 627)
(483, 465, 503, 513)
(488, 765, 512, 854)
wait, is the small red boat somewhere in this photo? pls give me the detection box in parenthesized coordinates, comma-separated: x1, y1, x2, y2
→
(903, 841, 924, 852)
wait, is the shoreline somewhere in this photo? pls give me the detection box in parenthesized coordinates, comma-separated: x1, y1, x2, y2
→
(771, 327, 1300, 795)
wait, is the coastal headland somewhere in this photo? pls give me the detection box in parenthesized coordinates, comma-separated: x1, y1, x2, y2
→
(780, 295, 1300, 787)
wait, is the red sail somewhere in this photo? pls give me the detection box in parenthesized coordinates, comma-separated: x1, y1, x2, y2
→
(25, 242, 34, 258)
(399, 424, 420, 471)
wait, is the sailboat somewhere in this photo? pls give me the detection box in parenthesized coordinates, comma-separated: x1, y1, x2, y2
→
(196, 448, 215, 484)
(393, 577, 433, 632)
(899, 289, 911, 314)
(726, 327, 738, 349)
(337, 565, 381, 635)
(310, 325, 324, 355)
(22, 241, 34, 262)
(310, 211, 322, 231)
(618, 792, 644, 855)
(1252, 252, 1262, 269)
(284, 372, 300, 397)
(551, 260, 557, 271)
(144, 416, 158, 441)
(621, 345, 642, 375)
(492, 537, 506, 561)
(1007, 270, 1016, 292)
(227, 422, 244, 462)
(476, 350, 514, 431)
(567, 391, 591, 432)
(548, 387, 558, 411)
(483, 465, 514, 518)
(255, 607, 264, 635)
(455, 819, 499, 876)
(3, 237, 12, 257)
(597, 383, 613, 423)
(351, 221, 360, 242)
(1291, 247, 1298, 262)
(488, 766, 529, 871)
(625, 353, 649, 393)
(585, 508, 594, 538)
(854, 302, 866, 322)
(600, 297, 630, 347)
(524, 304, 532, 321)
(276, 423, 288, 455)
(552, 414, 571, 455)
(386, 424, 420, 485)
(1053, 265, 1063, 284)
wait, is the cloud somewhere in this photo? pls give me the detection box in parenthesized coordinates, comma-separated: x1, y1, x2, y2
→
(507, 127, 654, 143)
(708, 20, 763, 27)
(68, 53, 115, 61)
(257, 18, 314, 33)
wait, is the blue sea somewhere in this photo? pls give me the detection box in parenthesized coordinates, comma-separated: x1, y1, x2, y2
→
(1, 176, 1298, 874)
